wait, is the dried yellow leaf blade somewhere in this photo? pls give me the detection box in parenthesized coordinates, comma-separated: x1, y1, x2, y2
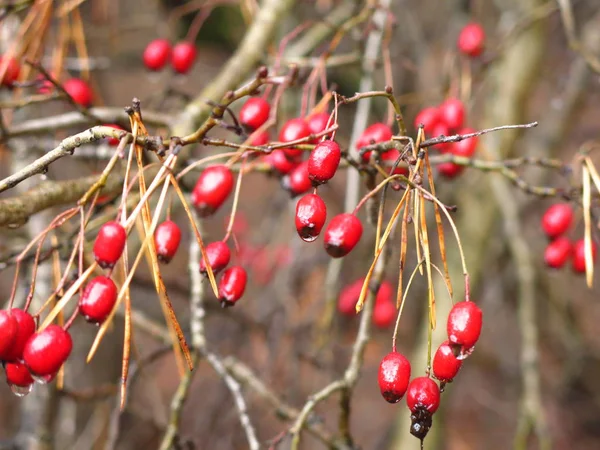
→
(413, 191, 423, 275)
(582, 165, 594, 288)
(419, 194, 436, 330)
(396, 198, 411, 309)
(585, 157, 600, 197)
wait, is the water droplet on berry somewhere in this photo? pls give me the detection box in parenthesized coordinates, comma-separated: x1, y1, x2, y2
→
(9, 383, 32, 397)
(455, 345, 475, 361)
(301, 232, 318, 243)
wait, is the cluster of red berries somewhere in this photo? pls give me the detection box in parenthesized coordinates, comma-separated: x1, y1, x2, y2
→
(378, 301, 482, 444)
(337, 278, 396, 328)
(542, 203, 597, 272)
(143, 39, 198, 74)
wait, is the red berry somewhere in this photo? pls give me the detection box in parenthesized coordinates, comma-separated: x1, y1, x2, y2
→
(572, 239, 597, 273)
(437, 129, 478, 178)
(378, 351, 411, 403)
(414, 107, 440, 131)
(171, 41, 197, 74)
(295, 194, 327, 242)
(79, 276, 118, 324)
(438, 98, 465, 131)
(432, 340, 462, 382)
(308, 140, 341, 185)
(240, 97, 270, 131)
(37, 71, 56, 94)
(373, 300, 396, 328)
(2, 309, 36, 362)
(0, 56, 20, 86)
(143, 39, 171, 71)
(265, 149, 297, 175)
(406, 376, 441, 414)
(154, 220, 182, 264)
(191, 165, 234, 217)
(0, 310, 18, 360)
(63, 78, 93, 107)
(381, 149, 409, 175)
(357, 123, 393, 162)
(337, 278, 365, 316)
(279, 118, 311, 159)
(430, 122, 451, 152)
(376, 280, 394, 305)
(324, 213, 363, 258)
(306, 112, 331, 142)
(283, 160, 312, 197)
(447, 301, 483, 350)
(249, 130, 270, 146)
(23, 325, 72, 376)
(544, 237, 572, 269)
(458, 22, 486, 57)
(542, 203, 574, 239)
(200, 241, 231, 275)
(218, 266, 247, 306)
(93, 221, 127, 269)
(105, 124, 124, 146)
(5, 362, 34, 387)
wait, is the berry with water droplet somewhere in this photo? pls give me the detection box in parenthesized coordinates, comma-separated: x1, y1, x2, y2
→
(308, 140, 341, 185)
(458, 22, 486, 57)
(191, 165, 234, 217)
(572, 239, 597, 273)
(279, 118, 311, 160)
(542, 203, 573, 239)
(324, 213, 363, 258)
(0, 56, 20, 87)
(432, 340, 462, 383)
(79, 276, 118, 324)
(218, 266, 247, 307)
(0, 310, 18, 360)
(200, 241, 231, 275)
(93, 221, 127, 269)
(64, 78, 93, 107)
(5, 362, 34, 388)
(295, 194, 327, 242)
(143, 39, 171, 71)
(23, 325, 72, 376)
(447, 301, 483, 351)
(2, 309, 36, 362)
(357, 123, 393, 162)
(240, 97, 270, 131)
(283, 161, 312, 197)
(171, 41, 197, 74)
(155, 220, 182, 264)
(544, 237, 572, 269)
(378, 351, 411, 403)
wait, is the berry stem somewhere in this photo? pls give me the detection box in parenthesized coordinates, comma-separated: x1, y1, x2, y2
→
(223, 157, 246, 243)
(63, 305, 80, 330)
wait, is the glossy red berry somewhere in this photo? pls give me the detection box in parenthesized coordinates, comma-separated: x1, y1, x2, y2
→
(283, 161, 312, 197)
(0, 56, 20, 87)
(154, 220, 182, 263)
(544, 237, 572, 269)
(447, 301, 483, 350)
(191, 165, 234, 217)
(357, 123, 393, 162)
(79, 276, 118, 324)
(265, 149, 297, 175)
(542, 203, 574, 239)
(572, 239, 597, 273)
(0, 310, 18, 360)
(200, 241, 231, 275)
(438, 98, 465, 131)
(249, 130, 270, 146)
(218, 266, 247, 306)
(2, 309, 36, 362)
(324, 213, 363, 258)
(337, 278, 365, 316)
(458, 22, 486, 57)
(406, 376, 441, 414)
(308, 140, 341, 185)
(171, 41, 197, 74)
(295, 194, 327, 242)
(143, 39, 171, 71)
(105, 124, 124, 146)
(306, 112, 331, 142)
(378, 351, 411, 403)
(23, 325, 72, 376)
(93, 221, 127, 269)
(63, 78, 93, 107)
(279, 118, 311, 159)
(240, 97, 270, 131)
(5, 362, 34, 387)
(437, 130, 478, 178)
(432, 340, 462, 382)
(373, 300, 396, 328)
(414, 107, 440, 131)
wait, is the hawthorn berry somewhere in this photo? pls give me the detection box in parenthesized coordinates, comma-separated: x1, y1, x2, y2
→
(239, 97, 270, 131)
(447, 301, 483, 351)
(572, 239, 597, 273)
(5, 362, 34, 388)
(414, 107, 440, 131)
(295, 193, 327, 242)
(437, 130, 478, 178)
(0, 56, 20, 87)
(105, 124, 124, 146)
(378, 351, 411, 403)
(337, 278, 365, 316)
(308, 140, 341, 185)
(249, 130, 270, 146)
(306, 112, 331, 142)
(191, 165, 234, 217)
(458, 22, 486, 57)
(218, 266, 247, 307)
(265, 149, 297, 175)
(283, 160, 312, 197)
(2, 309, 36, 362)
(432, 340, 462, 383)
(373, 300, 397, 328)
(63, 78, 93, 107)
(171, 41, 197, 74)
(199, 241, 231, 275)
(79, 276, 118, 324)
(155, 220, 182, 264)
(36, 71, 56, 94)
(544, 237, 572, 269)
(93, 221, 127, 269)
(143, 39, 171, 71)
(357, 123, 393, 162)
(430, 122, 451, 152)
(542, 203, 574, 239)
(23, 325, 72, 376)
(406, 376, 441, 414)
(376, 280, 393, 304)
(324, 213, 363, 258)
(438, 98, 465, 131)
(381, 149, 409, 176)
(279, 118, 311, 159)
(0, 310, 18, 360)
